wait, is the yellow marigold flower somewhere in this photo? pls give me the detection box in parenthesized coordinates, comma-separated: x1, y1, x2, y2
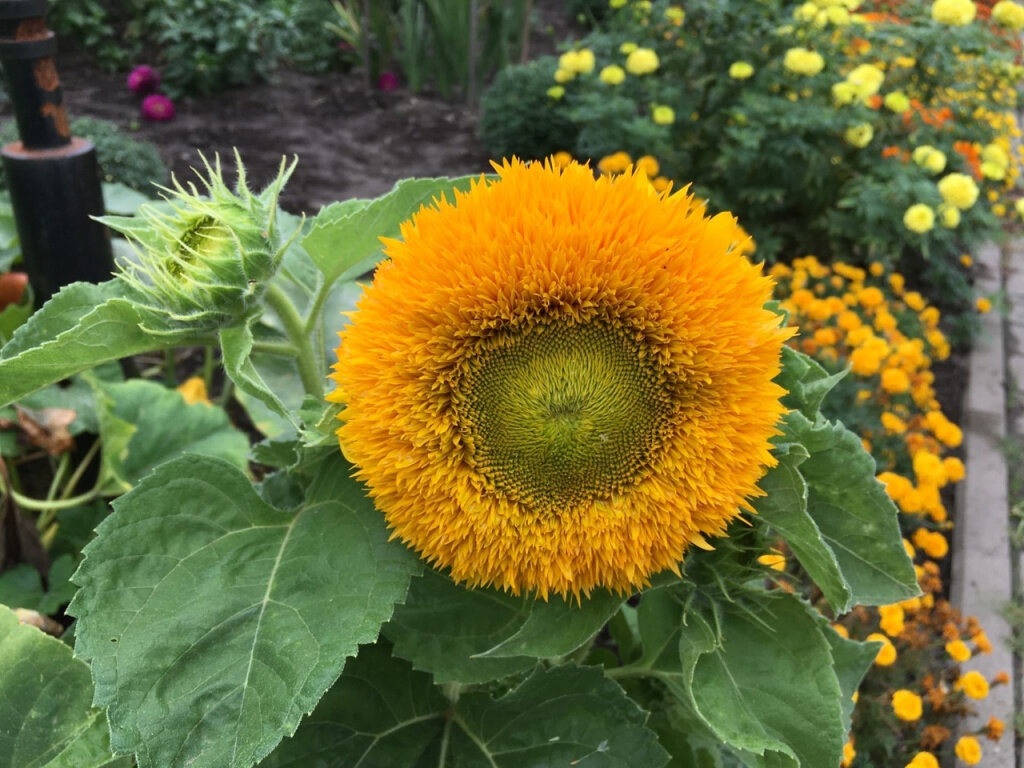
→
(881, 412, 908, 433)
(904, 291, 925, 311)
(914, 451, 947, 487)
(907, 752, 940, 768)
(960, 253, 973, 267)
(868, 632, 897, 665)
(828, 6, 852, 24)
(890, 272, 905, 294)
(1015, 199, 1024, 219)
(857, 286, 884, 309)
(559, 49, 595, 75)
(879, 471, 913, 501)
(943, 456, 965, 482)
(625, 47, 660, 75)
(993, 0, 1024, 27)
(912, 145, 947, 174)
(329, 159, 793, 597)
(850, 346, 882, 375)
(838, 310, 862, 330)
(598, 151, 633, 174)
(957, 671, 990, 700)
(939, 204, 961, 228)
(610, 0, 628, 6)
(635, 155, 660, 177)
(652, 104, 676, 125)
(600, 65, 626, 85)
(845, 123, 874, 148)
(831, 622, 850, 638)
(918, 529, 949, 559)
(783, 47, 825, 76)
(832, 81, 857, 105)
(976, 296, 992, 313)
(619, 41, 637, 54)
(847, 63, 885, 98)
(946, 639, 972, 661)
(554, 68, 574, 83)
(841, 740, 856, 767)
(665, 5, 685, 22)
(973, 630, 993, 653)
(794, 1, 818, 21)
(981, 161, 1006, 181)
(882, 367, 911, 393)
(651, 176, 671, 193)
(879, 603, 905, 636)
(547, 85, 565, 99)
(982, 143, 1009, 169)
(902, 537, 915, 559)
(758, 551, 787, 571)
(176, 376, 211, 406)
(869, 261, 885, 276)
(903, 204, 935, 233)
(729, 61, 755, 79)
(892, 689, 923, 721)
(884, 90, 911, 112)
(550, 151, 573, 168)
(954, 736, 982, 764)
(932, 0, 977, 23)
(938, 173, 980, 210)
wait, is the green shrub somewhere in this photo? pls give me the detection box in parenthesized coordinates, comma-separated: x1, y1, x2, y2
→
(0, 117, 168, 194)
(480, 57, 580, 161)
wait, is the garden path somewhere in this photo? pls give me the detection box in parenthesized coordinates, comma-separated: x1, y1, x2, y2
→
(953, 238, 1021, 766)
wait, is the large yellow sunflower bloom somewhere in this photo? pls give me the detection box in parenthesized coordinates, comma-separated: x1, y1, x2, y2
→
(329, 159, 791, 598)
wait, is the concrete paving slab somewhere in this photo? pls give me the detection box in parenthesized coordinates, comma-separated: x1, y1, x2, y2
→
(952, 240, 1016, 767)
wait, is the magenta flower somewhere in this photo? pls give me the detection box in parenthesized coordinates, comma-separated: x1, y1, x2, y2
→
(141, 94, 175, 122)
(127, 65, 160, 96)
(377, 71, 399, 92)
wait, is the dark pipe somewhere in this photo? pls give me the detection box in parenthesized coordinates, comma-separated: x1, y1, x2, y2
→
(0, 0, 113, 305)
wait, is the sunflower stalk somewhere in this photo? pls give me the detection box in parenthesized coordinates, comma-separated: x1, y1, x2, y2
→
(263, 282, 324, 399)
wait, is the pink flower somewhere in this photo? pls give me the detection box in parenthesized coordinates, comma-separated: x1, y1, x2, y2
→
(377, 71, 399, 92)
(141, 94, 175, 122)
(127, 65, 160, 96)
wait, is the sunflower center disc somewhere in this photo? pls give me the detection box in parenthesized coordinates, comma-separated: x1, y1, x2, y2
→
(459, 319, 674, 512)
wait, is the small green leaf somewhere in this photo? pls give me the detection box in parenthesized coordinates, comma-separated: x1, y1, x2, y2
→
(302, 176, 477, 285)
(783, 411, 919, 605)
(0, 604, 119, 768)
(102, 183, 152, 215)
(86, 375, 249, 493)
(677, 591, 845, 767)
(220, 322, 301, 432)
(775, 346, 846, 419)
(823, 624, 878, 733)
(755, 448, 853, 612)
(70, 453, 422, 768)
(0, 281, 199, 407)
(0, 554, 76, 614)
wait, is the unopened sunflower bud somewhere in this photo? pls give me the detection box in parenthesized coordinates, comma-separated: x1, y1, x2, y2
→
(102, 152, 297, 332)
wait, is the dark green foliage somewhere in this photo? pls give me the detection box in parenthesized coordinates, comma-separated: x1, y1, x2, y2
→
(0, 118, 167, 194)
(480, 57, 580, 161)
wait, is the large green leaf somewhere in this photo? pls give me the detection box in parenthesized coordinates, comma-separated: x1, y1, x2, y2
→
(265, 643, 669, 768)
(0, 281, 199, 407)
(755, 446, 853, 612)
(0, 604, 122, 768)
(86, 375, 249, 493)
(302, 176, 477, 285)
(385, 567, 623, 683)
(822, 623, 878, 734)
(70, 453, 422, 768)
(676, 591, 845, 768)
(774, 346, 846, 419)
(782, 411, 918, 606)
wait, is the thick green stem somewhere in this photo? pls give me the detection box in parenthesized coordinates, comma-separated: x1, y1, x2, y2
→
(265, 282, 324, 399)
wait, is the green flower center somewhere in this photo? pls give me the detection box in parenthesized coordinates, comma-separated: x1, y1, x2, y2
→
(169, 215, 230, 277)
(458, 319, 674, 512)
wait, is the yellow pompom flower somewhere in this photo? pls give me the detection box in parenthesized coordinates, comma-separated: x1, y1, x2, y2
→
(841, 740, 856, 767)
(938, 173, 980, 210)
(547, 85, 565, 99)
(932, 0, 977, 23)
(879, 603, 905, 636)
(903, 204, 935, 233)
(610, 0, 628, 7)
(881, 412, 908, 434)
(176, 376, 211, 406)
(758, 551, 787, 571)
(559, 49, 596, 75)
(955, 736, 982, 764)
(939, 204, 961, 228)
(619, 41, 638, 54)
(597, 151, 633, 174)
(554, 68, 575, 83)
(993, 0, 1024, 27)
(330, 159, 792, 597)
(844, 123, 874, 148)
(847, 63, 885, 99)
(882, 367, 911, 393)
(867, 632, 898, 665)
(892, 689, 924, 721)
(600, 65, 626, 85)
(625, 47, 660, 75)
(652, 104, 676, 125)
(729, 61, 755, 79)
(884, 91, 911, 112)
(907, 752, 940, 768)
(957, 670, 990, 699)
(783, 47, 825, 76)
(946, 639, 972, 661)
(976, 296, 992, 313)
(912, 145, 947, 174)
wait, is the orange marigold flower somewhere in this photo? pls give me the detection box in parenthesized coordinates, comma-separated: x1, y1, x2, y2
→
(955, 735, 982, 765)
(920, 725, 951, 749)
(945, 639, 971, 661)
(868, 632, 897, 665)
(330, 159, 792, 597)
(985, 716, 1005, 740)
(957, 670, 990, 700)
(907, 751, 940, 768)
(892, 689, 924, 721)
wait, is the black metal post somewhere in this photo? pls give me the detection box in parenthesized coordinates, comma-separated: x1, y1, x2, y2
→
(0, 0, 112, 305)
